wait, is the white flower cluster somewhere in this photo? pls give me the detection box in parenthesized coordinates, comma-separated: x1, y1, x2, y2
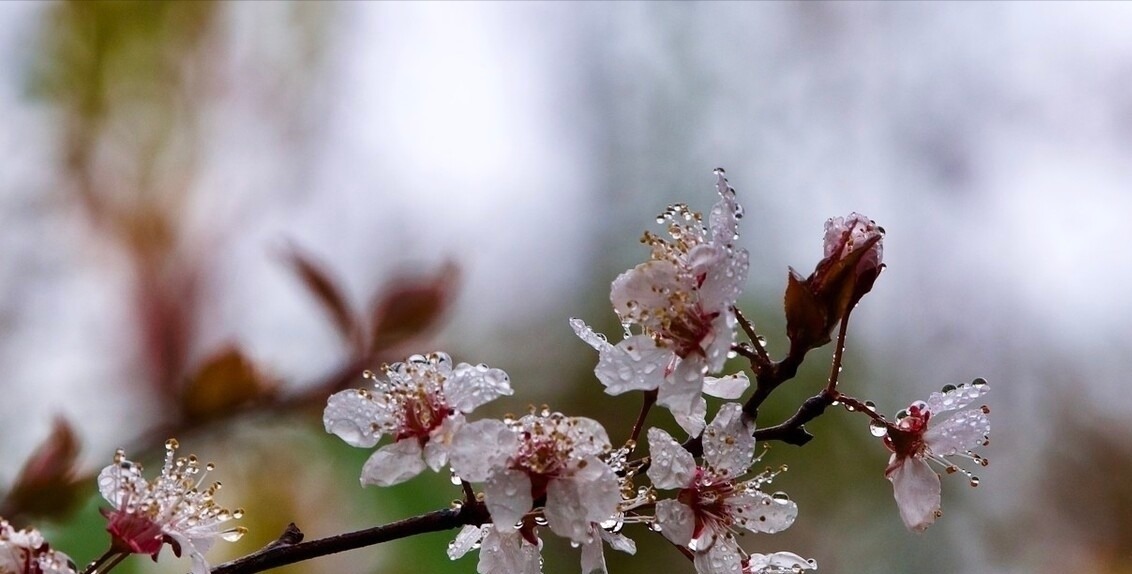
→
(323, 169, 992, 573)
(325, 172, 815, 574)
(0, 519, 75, 574)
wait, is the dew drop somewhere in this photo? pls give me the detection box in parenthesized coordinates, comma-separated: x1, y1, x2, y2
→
(969, 476, 980, 487)
(165, 438, 179, 451)
(941, 383, 957, 393)
(450, 471, 463, 485)
(869, 420, 888, 437)
(972, 377, 988, 388)
(864, 400, 877, 412)
(221, 527, 247, 542)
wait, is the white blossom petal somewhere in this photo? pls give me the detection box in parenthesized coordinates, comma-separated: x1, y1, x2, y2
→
(448, 525, 486, 560)
(646, 427, 697, 490)
(600, 337, 671, 394)
(450, 419, 519, 482)
(702, 373, 749, 400)
(323, 389, 392, 448)
(673, 397, 708, 438)
(599, 529, 636, 555)
(580, 532, 608, 574)
(166, 531, 210, 574)
(746, 552, 816, 573)
(924, 408, 990, 456)
(660, 358, 708, 436)
(702, 403, 755, 479)
(580, 527, 637, 574)
(925, 383, 989, 415)
(545, 458, 619, 543)
(610, 261, 685, 320)
(702, 312, 738, 373)
(654, 499, 695, 546)
(565, 418, 613, 459)
(886, 455, 941, 532)
(424, 414, 465, 471)
(484, 469, 534, 530)
(693, 539, 743, 574)
(478, 528, 542, 574)
(444, 362, 513, 413)
(360, 438, 426, 487)
(730, 491, 798, 534)
(97, 458, 148, 508)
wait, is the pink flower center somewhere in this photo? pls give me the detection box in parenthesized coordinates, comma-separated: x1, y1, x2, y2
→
(394, 389, 453, 443)
(677, 469, 738, 540)
(103, 508, 165, 557)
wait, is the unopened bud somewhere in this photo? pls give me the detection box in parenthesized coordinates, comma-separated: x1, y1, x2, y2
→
(784, 213, 884, 352)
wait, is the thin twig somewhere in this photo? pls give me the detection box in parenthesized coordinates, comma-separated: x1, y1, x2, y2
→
(628, 390, 658, 445)
(209, 502, 489, 574)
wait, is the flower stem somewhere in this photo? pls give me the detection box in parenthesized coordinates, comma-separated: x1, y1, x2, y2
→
(824, 311, 853, 393)
(81, 550, 122, 574)
(628, 390, 658, 445)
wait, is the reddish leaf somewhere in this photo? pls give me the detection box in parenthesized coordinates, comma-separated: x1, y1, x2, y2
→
(368, 262, 458, 357)
(182, 346, 271, 421)
(6, 417, 82, 519)
(283, 246, 359, 344)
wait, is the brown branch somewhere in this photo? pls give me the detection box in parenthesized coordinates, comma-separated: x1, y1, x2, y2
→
(210, 502, 490, 574)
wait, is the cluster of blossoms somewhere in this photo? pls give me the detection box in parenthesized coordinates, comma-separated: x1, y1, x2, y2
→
(1, 439, 244, 574)
(96, 440, 247, 574)
(573, 170, 749, 437)
(0, 520, 75, 574)
(322, 169, 992, 573)
(1, 169, 991, 574)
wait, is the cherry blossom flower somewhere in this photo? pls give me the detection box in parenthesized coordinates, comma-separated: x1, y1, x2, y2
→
(573, 169, 749, 436)
(448, 524, 543, 574)
(0, 519, 75, 574)
(323, 352, 513, 486)
(647, 404, 799, 574)
(449, 409, 620, 545)
(882, 380, 991, 532)
(97, 440, 246, 574)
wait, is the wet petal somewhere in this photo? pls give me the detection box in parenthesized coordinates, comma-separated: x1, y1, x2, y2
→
(580, 531, 608, 574)
(484, 469, 534, 530)
(702, 373, 749, 400)
(445, 362, 513, 413)
(448, 525, 486, 560)
(450, 419, 519, 482)
(659, 358, 707, 436)
(323, 389, 393, 448)
(361, 438, 426, 487)
(610, 261, 684, 321)
(730, 491, 797, 534)
(424, 415, 464, 471)
(746, 552, 816, 573)
(478, 528, 542, 574)
(600, 336, 671, 395)
(925, 383, 989, 415)
(693, 538, 743, 574)
(924, 408, 990, 456)
(545, 459, 619, 543)
(702, 403, 755, 479)
(654, 499, 695, 546)
(886, 455, 941, 532)
(646, 428, 696, 490)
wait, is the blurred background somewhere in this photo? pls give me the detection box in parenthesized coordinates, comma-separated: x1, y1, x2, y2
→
(1, 2, 1130, 573)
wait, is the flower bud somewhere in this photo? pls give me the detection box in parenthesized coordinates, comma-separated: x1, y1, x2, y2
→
(784, 213, 883, 353)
